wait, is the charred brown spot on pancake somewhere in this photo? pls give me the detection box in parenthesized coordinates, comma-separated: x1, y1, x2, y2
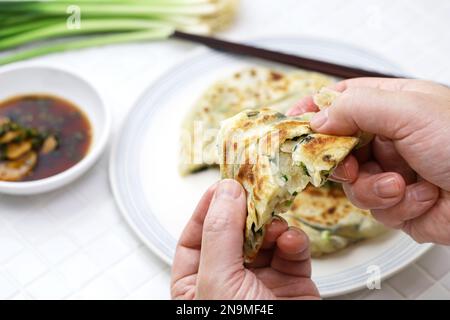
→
(234, 72, 241, 79)
(246, 110, 259, 118)
(250, 68, 257, 77)
(276, 84, 289, 92)
(302, 135, 314, 143)
(242, 121, 252, 129)
(254, 176, 268, 202)
(274, 128, 287, 142)
(275, 120, 306, 130)
(327, 207, 336, 215)
(307, 216, 321, 224)
(223, 142, 227, 164)
(305, 188, 323, 197)
(253, 193, 261, 202)
(264, 133, 273, 149)
(322, 154, 332, 162)
(270, 71, 283, 81)
(233, 142, 238, 151)
(301, 135, 336, 156)
(237, 163, 254, 185)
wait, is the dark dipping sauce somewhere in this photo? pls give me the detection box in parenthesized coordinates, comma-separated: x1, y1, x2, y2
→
(0, 94, 92, 181)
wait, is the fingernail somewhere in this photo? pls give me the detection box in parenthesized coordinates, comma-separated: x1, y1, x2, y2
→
(271, 216, 286, 227)
(310, 109, 328, 129)
(374, 176, 402, 198)
(330, 165, 350, 182)
(216, 179, 242, 199)
(412, 183, 437, 202)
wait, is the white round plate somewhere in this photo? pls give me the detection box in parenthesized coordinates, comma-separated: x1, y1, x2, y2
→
(110, 37, 432, 297)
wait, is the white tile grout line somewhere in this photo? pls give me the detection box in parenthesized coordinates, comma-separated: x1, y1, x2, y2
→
(0, 173, 144, 298)
(1, 215, 144, 299)
(60, 243, 167, 300)
(121, 266, 171, 300)
(414, 263, 450, 294)
(3, 203, 450, 300)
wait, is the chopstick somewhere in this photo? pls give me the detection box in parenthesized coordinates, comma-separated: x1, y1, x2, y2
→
(172, 31, 403, 79)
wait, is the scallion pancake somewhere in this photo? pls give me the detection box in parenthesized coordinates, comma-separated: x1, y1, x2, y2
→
(179, 67, 333, 175)
(217, 108, 359, 262)
(281, 183, 386, 257)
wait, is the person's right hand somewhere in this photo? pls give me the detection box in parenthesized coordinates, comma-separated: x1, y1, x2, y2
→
(288, 78, 450, 245)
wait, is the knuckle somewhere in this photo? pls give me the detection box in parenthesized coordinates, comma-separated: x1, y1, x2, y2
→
(274, 276, 317, 295)
(371, 209, 391, 225)
(372, 209, 404, 228)
(171, 279, 195, 300)
(403, 221, 429, 244)
(340, 87, 366, 106)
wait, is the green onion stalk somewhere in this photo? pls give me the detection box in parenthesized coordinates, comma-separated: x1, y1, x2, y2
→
(0, 0, 238, 65)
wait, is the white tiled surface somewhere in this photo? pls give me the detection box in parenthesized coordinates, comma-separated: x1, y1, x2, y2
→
(0, 0, 449, 300)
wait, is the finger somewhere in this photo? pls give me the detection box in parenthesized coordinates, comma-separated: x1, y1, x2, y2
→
(342, 162, 406, 209)
(172, 182, 218, 283)
(275, 228, 310, 260)
(270, 228, 312, 277)
(248, 225, 309, 268)
(286, 96, 319, 116)
(261, 217, 289, 249)
(329, 78, 418, 93)
(246, 218, 288, 269)
(372, 136, 417, 184)
(246, 249, 273, 268)
(253, 268, 320, 299)
(198, 179, 247, 276)
(310, 87, 427, 140)
(329, 155, 359, 183)
(371, 180, 439, 228)
(332, 77, 449, 97)
(402, 191, 450, 244)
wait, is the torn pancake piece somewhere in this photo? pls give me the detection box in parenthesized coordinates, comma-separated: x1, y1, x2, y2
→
(217, 108, 359, 262)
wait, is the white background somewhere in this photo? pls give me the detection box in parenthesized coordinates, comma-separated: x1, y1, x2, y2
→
(0, 0, 449, 299)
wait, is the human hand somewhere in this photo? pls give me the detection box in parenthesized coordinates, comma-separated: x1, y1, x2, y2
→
(288, 78, 450, 245)
(171, 179, 319, 300)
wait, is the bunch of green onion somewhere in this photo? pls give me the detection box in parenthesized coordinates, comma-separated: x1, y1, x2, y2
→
(0, 0, 238, 65)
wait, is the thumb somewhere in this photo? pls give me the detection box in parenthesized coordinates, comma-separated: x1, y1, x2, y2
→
(198, 179, 247, 276)
(310, 86, 426, 140)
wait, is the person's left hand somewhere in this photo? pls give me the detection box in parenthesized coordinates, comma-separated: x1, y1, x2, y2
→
(171, 179, 320, 300)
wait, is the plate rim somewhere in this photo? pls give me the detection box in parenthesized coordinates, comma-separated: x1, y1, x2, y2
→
(109, 36, 432, 298)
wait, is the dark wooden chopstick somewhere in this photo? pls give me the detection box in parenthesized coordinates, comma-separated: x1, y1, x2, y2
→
(172, 31, 403, 79)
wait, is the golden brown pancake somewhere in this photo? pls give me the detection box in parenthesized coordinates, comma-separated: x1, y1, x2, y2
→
(179, 67, 333, 175)
(217, 108, 359, 262)
(281, 183, 386, 257)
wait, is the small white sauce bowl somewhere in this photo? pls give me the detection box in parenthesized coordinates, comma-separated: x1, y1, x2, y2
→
(0, 65, 111, 195)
